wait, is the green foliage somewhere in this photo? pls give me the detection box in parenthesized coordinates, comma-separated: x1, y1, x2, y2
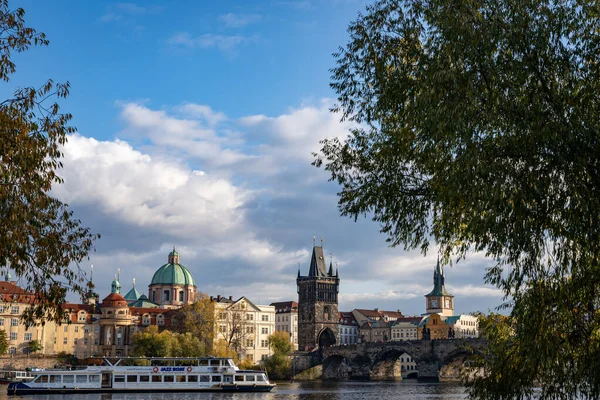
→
(132, 325, 206, 358)
(27, 339, 43, 354)
(315, 0, 600, 398)
(170, 294, 214, 355)
(0, 0, 99, 327)
(0, 330, 8, 354)
(263, 331, 292, 380)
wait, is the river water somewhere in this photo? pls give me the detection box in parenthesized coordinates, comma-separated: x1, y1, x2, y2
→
(0, 381, 468, 400)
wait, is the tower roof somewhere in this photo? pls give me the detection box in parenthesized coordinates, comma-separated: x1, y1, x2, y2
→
(308, 246, 328, 277)
(150, 250, 195, 286)
(425, 258, 453, 297)
(124, 286, 142, 302)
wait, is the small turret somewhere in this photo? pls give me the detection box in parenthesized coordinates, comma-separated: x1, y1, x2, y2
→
(111, 275, 121, 294)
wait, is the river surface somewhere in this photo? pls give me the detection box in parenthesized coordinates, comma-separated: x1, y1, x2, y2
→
(0, 381, 468, 400)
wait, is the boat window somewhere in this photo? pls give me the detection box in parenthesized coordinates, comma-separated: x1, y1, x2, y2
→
(199, 360, 208, 366)
(89, 375, 100, 383)
(209, 360, 220, 367)
(114, 375, 125, 383)
(63, 375, 74, 383)
(246, 375, 255, 382)
(228, 360, 235, 367)
(151, 375, 161, 383)
(139, 375, 150, 383)
(164, 375, 174, 383)
(200, 375, 210, 382)
(235, 375, 244, 382)
(127, 375, 137, 383)
(187, 375, 198, 382)
(261, 374, 268, 382)
(176, 375, 185, 383)
(76, 375, 87, 383)
(211, 375, 221, 382)
(49, 375, 60, 383)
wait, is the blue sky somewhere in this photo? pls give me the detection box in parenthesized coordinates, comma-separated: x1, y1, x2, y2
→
(7, 0, 504, 316)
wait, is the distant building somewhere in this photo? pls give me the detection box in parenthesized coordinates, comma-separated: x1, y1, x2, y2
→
(213, 295, 275, 363)
(270, 301, 298, 350)
(352, 308, 403, 326)
(444, 314, 479, 338)
(148, 248, 196, 308)
(391, 317, 423, 341)
(297, 243, 340, 351)
(338, 312, 358, 345)
(424, 259, 454, 317)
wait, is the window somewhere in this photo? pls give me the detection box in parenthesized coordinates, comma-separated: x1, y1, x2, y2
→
(246, 326, 254, 334)
(74, 338, 78, 345)
(24, 333, 32, 341)
(211, 375, 221, 382)
(163, 290, 170, 301)
(187, 375, 198, 382)
(219, 325, 226, 333)
(262, 315, 268, 322)
(10, 306, 18, 314)
(9, 332, 17, 340)
(262, 327, 268, 335)
(8, 347, 15, 354)
(75, 326, 79, 333)
(200, 375, 210, 382)
(0, 318, 3, 326)
(218, 312, 226, 320)
(248, 354, 253, 361)
(140, 375, 150, 383)
(178, 291, 184, 302)
(0, 306, 4, 313)
(164, 376, 174, 383)
(63, 375, 74, 383)
(11, 318, 18, 327)
(176, 375, 186, 383)
(76, 375, 87, 384)
(114, 376, 125, 383)
(64, 326, 68, 333)
(63, 338, 67, 344)
(246, 339, 254, 347)
(235, 375, 244, 382)
(127, 375, 137, 383)
(246, 313, 254, 321)
(152, 375, 161, 383)
(261, 340, 268, 348)
(84, 338, 88, 345)
(246, 374, 255, 381)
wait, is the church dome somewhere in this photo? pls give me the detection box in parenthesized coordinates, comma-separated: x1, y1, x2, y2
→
(150, 248, 195, 287)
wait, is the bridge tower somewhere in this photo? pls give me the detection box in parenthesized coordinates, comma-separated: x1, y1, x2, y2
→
(425, 258, 454, 317)
(297, 242, 340, 351)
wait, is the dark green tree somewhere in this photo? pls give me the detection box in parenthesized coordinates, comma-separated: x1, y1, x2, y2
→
(0, 330, 8, 354)
(0, 0, 99, 327)
(263, 331, 293, 380)
(27, 339, 43, 355)
(314, 0, 600, 398)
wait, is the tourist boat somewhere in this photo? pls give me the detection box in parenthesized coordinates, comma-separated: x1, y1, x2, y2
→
(7, 357, 276, 395)
(0, 370, 34, 384)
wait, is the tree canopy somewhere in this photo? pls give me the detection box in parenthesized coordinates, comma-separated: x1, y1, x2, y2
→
(0, 0, 98, 326)
(314, 0, 600, 398)
(170, 294, 215, 355)
(131, 326, 206, 358)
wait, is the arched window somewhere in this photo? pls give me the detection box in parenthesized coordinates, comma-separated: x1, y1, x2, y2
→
(324, 306, 330, 320)
(163, 290, 170, 301)
(179, 291, 184, 302)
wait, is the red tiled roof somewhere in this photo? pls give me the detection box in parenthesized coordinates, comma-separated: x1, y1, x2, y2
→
(270, 301, 298, 313)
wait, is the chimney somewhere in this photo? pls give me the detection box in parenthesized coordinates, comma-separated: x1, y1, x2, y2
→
(229, 296, 232, 301)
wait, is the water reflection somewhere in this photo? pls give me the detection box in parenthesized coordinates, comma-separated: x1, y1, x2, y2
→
(0, 381, 468, 400)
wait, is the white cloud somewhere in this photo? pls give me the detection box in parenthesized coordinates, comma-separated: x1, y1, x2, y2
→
(219, 13, 263, 28)
(167, 33, 258, 53)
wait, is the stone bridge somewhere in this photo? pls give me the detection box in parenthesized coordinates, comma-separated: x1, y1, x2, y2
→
(317, 339, 485, 381)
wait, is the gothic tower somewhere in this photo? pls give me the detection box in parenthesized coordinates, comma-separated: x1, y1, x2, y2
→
(297, 243, 340, 351)
(425, 258, 454, 317)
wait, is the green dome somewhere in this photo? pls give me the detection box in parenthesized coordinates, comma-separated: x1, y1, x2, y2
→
(150, 263, 195, 286)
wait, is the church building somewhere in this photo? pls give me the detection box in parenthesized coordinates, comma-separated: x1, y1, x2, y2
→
(148, 248, 197, 308)
(424, 258, 454, 317)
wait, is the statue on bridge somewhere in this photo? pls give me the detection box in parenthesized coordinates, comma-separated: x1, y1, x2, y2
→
(422, 326, 431, 340)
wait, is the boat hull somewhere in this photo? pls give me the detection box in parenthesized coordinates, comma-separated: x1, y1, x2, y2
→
(8, 382, 275, 395)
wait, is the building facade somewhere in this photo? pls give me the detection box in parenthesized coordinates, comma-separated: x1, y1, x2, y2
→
(271, 301, 298, 350)
(391, 317, 423, 341)
(338, 312, 358, 345)
(213, 296, 275, 363)
(297, 244, 340, 351)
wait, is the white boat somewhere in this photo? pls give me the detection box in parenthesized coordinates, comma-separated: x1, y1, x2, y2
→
(7, 357, 276, 395)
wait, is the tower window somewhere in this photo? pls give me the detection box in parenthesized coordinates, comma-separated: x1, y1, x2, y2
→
(179, 291, 184, 302)
(324, 306, 330, 320)
(163, 290, 170, 301)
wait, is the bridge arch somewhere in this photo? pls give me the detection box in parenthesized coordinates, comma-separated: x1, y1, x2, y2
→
(370, 348, 419, 381)
(318, 327, 336, 348)
(439, 347, 481, 381)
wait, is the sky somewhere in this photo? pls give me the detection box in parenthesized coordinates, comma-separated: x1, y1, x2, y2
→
(5, 0, 504, 316)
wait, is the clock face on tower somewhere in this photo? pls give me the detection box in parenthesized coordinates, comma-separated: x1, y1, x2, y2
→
(431, 299, 438, 308)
